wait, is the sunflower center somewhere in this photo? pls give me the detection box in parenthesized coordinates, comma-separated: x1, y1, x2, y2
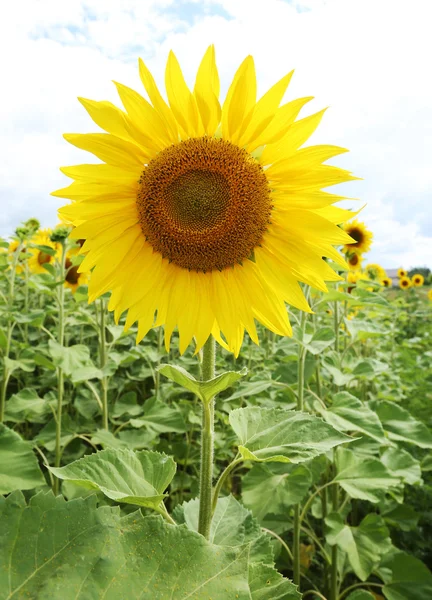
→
(137, 137, 272, 272)
(349, 228, 364, 245)
(65, 259, 80, 285)
(349, 254, 359, 266)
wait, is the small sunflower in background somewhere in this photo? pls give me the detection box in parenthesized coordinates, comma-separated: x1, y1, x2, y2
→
(381, 276, 392, 287)
(397, 268, 407, 278)
(28, 229, 59, 274)
(399, 276, 411, 290)
(365, 263, 386, 281)
(428, 289, 432, 301)
(7, 240, 27, 274)
(54, 46, 358, 355)
(411, 273, 424, 287)
(343, 219, 373, 254)
(346, 252, 363, 271)
(64, 254, 89, 293)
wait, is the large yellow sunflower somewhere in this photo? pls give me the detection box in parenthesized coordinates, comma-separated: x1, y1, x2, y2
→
(411, 273, 424, 287)
(28, 229, 59, 274)
(54, 47, 357, 355)
(399, 276, 411, 290)
(343, 219, 372, 254)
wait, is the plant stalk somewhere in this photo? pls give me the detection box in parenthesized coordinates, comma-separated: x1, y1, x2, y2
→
(54, 244, 66, 494)
(198, 335, 216, 539)
(99, 298, 109, 430)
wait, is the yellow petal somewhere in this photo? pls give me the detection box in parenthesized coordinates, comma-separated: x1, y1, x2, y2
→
(221, 56, 256, 143)
(165, 50, 203, 137)
(63, 133, 149, 168)
(238, 70, 293, 148)
(77, 98, 134, 143)
(193, 45, 221, 136)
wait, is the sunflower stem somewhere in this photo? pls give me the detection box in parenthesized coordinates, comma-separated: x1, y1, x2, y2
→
(54, 243, 66, 494)
(293, 304, 308, 588)
(98, 298, 109, 430)
(0, 241, 23, 423)
(198, 335, 216, 539)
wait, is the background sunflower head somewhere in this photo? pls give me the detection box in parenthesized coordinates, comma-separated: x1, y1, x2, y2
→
(343, 219, 373, 254)
(64, 253, 89, 293)
(365, 263, 386, 281)
(397, 268, 407, 278)
(28, 229, 60, 275)
(54, 46, 358, 356)
(346, 251, 363, 271)
(411, 273, 424, 287)
(381, 276, 392, 287)
(399, 276, 411, 290)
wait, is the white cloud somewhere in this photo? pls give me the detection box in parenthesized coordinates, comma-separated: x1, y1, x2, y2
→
(1, 0, 431, 268)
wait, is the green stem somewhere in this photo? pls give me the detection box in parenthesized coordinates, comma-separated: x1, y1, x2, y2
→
(261, 527, 293, 562)
(211, 456, 243, 514)
(334, 302, 339, 352)
(54, 244, 66, 494)
(303, 591, 328, 600)
(198, 335, 215, 539)
(0, 241, 23, 423)
(338, 582, 383, 600)
(154, 327, 163, 401)
(99, 298, 109, 430)
(330, 477, 339, 600)
(154, 502, 176, 526)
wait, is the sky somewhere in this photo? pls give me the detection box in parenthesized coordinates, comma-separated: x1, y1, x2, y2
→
(1, 0, 431, 269)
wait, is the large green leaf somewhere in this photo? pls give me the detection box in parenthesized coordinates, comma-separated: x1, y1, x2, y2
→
(0, 425, 45, 494)
(242, 463, 312, 520)
(294, 326, 336, 355)
(345, 319, 386, 340)
(229, 407, 352, 463)
(326, 513, 392, 580)
(345, 591, 377, 600)
(380, 551, 432, 600)
(173, 495, 300, 600)
(5, 388, 51, 423)
(48, 340, 95, 376)
(334, 447, 400, 502)
(49, 448, 176, 509)
(370, 401, 432, 448)
(130, 397, 186, 433)
(316, 391, 387, 443)
(381, 447, 422, 485)
(0, 491, 256, 599)
(157, 363, 246, 404)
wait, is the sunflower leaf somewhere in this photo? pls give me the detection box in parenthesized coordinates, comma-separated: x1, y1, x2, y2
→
(157, 363, 247, 404)
(0, 424, 46, 494)
(229, 407, 352, 463)
(48, 448, 176, 509)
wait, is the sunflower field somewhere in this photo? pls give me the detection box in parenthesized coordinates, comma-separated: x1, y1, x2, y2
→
(1, 48, 432, 600)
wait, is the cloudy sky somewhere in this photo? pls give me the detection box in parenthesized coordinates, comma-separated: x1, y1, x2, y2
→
(1, 0, 431, 268)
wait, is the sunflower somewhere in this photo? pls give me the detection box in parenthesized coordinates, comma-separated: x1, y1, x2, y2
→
(381, 276, 392, 287)
(411, 273, 424, 287)
(399, 276, 411, 290)
(28, 229, 59, 274)
(347, 271, 368, 284)
(64, 253, 89, 293)
(397, 268, 407, 278)
(428, 289, 432, 301)
(346, 251, 363, 271)
(365, 263, 386, 281)
(343, 219, 372, 254)
(7, 240, 27, 273)
(54, 46, 357, 355)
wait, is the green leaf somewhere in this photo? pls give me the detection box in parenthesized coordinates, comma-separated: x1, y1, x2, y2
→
(296, 326, 336, 355)
(157, 363, 247, 404)
(49, 448, 176, 509)
(381, 502, 419, 531)
(0, 328, 7, 350)
(229, 407, 352, 463)
(48, 340, 94, 376)
(173, 495, 300, 600)
(225, 379, 272, 401)
(370, 400, 432, 449)
(5, 388, 50, 423)
(0, 492, 256, 599)
(334, 447, 400, 502)
(3, 356, 35, 374)
(112, 391, 143, 418)
(381, 551, 432, 600)
(0, 424, 45, 493)
(316, 391, 387, 443)
(70, 366, 104, 383)
(130, 398, 186, 433)
(326, 513, 392, 580)
(242, 463, 312, 520)
(345, 319, 386, 340)
(381, 447, 422, 485)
